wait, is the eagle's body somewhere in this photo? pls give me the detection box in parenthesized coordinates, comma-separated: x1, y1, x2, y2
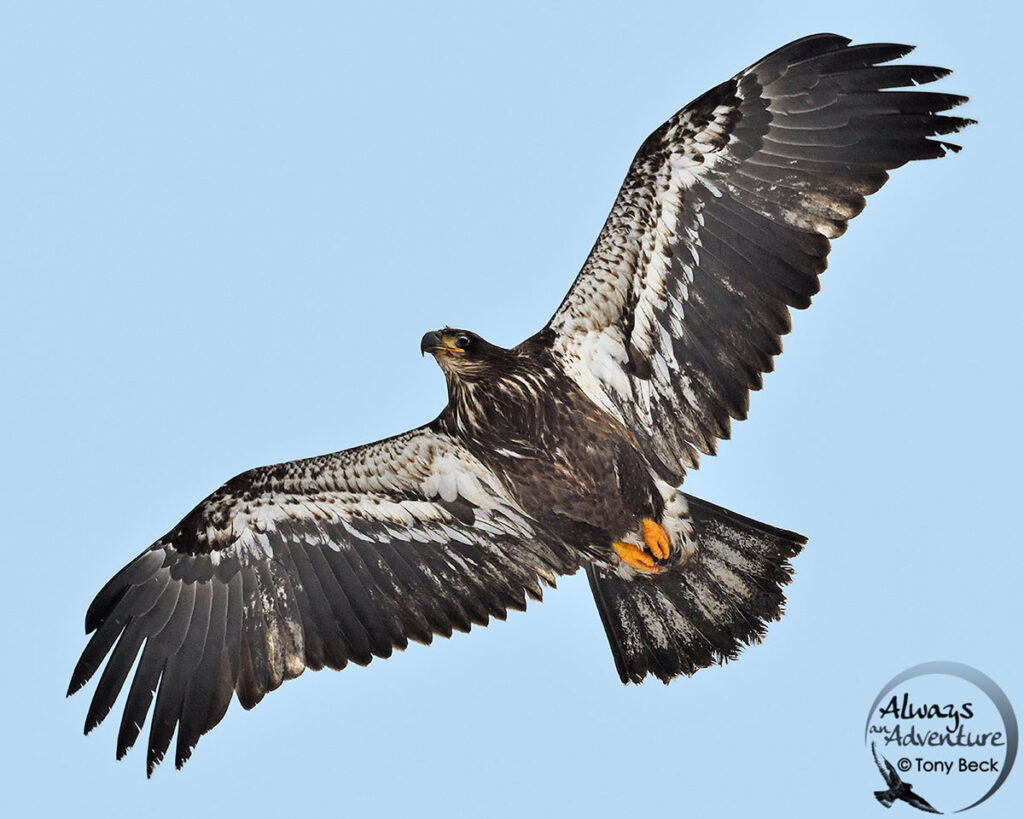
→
(69, 34, 972, 775)
(436, 334, 666, 560)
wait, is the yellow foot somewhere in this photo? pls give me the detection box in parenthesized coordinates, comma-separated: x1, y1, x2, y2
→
(613, 541, 660, 573)
(641, 518, 671, 560)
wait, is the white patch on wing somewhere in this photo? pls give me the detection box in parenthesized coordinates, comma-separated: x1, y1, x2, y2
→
(546, 110, 726, 448)
(193, 426, 544, 570)
(586, 332, 631, 397)
(236, 528, 274, 560)
(438, 473, 459, 503)
(455, 472, 488, 506)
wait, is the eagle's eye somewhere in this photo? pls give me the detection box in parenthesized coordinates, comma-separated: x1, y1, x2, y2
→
(456, 334, 471, 349)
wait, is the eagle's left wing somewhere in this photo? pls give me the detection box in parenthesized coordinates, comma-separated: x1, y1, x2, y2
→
(539, 34, 972, 479)
(69, 424, 576, 774)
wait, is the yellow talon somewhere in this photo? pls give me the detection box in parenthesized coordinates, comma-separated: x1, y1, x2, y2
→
(641, 518, 671, 560)
(613, 541, 660, 573)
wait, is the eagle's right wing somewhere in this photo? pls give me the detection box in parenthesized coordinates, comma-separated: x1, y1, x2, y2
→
(540, 35, 972, 479)
(69, 425, 577, 774)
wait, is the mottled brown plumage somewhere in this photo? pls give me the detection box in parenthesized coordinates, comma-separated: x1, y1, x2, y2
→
(426, 329, 666, 560)
(70, 34, 971, 774)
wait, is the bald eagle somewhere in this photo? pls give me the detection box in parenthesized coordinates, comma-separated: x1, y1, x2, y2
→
(68, 34, 972, 774)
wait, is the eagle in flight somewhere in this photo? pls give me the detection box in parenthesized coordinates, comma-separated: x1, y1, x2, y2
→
(69, 34, 972, 774)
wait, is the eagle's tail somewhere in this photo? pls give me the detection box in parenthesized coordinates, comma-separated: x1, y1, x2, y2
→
(586, 493, 805, 683)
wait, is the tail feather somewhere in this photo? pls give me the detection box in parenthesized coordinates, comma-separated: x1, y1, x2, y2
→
(588, 493, 806, 683)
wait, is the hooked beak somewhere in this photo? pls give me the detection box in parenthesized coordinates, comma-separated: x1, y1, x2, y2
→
(420, 330, 463, 357)
(420, 331, 442, 356)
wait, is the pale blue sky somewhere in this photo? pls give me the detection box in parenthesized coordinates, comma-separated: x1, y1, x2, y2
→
(2, 2, 1021, 817)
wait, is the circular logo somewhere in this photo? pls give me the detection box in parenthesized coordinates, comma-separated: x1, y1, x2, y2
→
(865, 662, 1017, 813)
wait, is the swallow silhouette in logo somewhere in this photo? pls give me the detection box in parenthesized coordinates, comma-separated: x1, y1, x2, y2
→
(871, 742, 940, 813)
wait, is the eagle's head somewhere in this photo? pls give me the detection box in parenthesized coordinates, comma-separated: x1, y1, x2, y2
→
(420, 328, 508, 381)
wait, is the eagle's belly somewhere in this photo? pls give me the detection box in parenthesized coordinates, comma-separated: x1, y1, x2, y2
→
(446, 358, 666, 553)
(475, 417, 663, 550)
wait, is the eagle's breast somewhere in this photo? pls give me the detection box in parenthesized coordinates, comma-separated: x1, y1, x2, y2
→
(440, 353, 662, 546)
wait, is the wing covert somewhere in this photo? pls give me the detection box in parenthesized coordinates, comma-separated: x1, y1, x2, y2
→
(542, 34, 973, 476)
(68, 425, 576, 774)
